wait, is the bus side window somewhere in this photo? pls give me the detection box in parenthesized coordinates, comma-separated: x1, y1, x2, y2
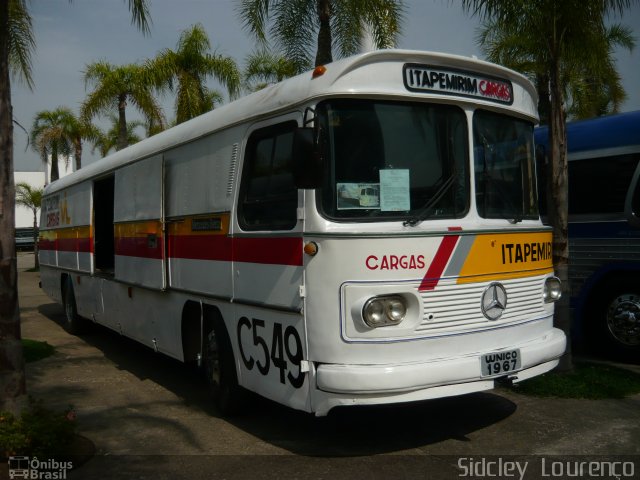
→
(569, 154, 639, 216)
(632, 160, 640, 219)
(239, 121, 298, 231)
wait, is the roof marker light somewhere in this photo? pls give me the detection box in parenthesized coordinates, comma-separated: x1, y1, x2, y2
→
(312, 65, 327, 79)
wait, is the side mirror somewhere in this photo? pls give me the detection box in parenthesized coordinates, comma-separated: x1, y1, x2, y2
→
(292, 127, 323, 189)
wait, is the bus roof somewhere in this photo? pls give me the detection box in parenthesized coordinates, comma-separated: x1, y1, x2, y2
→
(535, 110, 640, 156)
(44, 49, 538, 195)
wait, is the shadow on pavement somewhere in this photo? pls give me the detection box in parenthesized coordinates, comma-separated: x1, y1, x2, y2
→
(35, 303, 517, 456)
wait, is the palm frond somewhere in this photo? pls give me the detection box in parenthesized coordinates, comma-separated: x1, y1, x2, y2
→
(237, 0, 271, 43)
(126, 0, 152, 35)
(8, 0, 36, 89)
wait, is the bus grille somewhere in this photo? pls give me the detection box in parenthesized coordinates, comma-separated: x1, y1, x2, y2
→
(416, 276, 546, 335)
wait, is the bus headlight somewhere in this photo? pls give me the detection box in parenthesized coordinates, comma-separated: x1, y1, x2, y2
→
(363, 295, 407, 328)
(544, 277, 562, 303)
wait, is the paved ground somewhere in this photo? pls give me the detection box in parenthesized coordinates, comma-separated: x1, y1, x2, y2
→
(3, 253, 640, 479)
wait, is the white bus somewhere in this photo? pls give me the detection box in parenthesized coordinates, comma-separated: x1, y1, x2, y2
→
(39, 50, 565, 416)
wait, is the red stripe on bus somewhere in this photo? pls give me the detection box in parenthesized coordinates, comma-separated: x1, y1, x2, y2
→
(39, 238, 93, 253)
(233, 237, 303, 266)
(168, 235, 302, 266)
(114, 237, 163, 259)
(41, 234, 303, 266)
(418, 235, 460, 291)
(168, 235, 233, 261)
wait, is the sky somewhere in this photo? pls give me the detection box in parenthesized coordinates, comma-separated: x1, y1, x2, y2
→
(12, 0, 640, 172)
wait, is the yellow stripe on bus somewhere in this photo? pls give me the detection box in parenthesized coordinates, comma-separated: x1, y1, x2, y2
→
(457, 231, 553, 284)
(114, 220, 163, 239)
(39, 226, 92, 241)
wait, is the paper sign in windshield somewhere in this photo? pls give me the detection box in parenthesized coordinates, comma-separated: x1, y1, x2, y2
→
(380, 169, 410, 211)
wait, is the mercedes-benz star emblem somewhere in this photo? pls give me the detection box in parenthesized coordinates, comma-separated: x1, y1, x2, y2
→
(481, 282, 508, 320)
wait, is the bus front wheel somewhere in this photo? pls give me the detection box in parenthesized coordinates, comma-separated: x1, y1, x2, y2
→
(590, 280, 640, 363)
(204, 327, 247, 415)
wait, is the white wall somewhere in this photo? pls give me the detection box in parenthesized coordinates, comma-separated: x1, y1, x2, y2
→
(14, 171, 46, 229)
(15, 157, 74, 228)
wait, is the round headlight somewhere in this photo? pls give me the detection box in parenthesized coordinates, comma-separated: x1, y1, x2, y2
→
(363, 295, 407, 328)
(544, 277, 562, 303)
(363, 299, 386, 326)
(386, 298, 407, 323)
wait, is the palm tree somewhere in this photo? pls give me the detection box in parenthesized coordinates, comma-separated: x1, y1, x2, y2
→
(244, 48, 308, 91)
(82, 61, 165, 150)
(1, 0, 151, 415)
(463, 0, 638, 366)
(476, 5, 635, 123)
(238, 0, 405, 68)
(146, 24, 240, 124)
(30, 108, 74, 183)
(92, 114, 145, 157)
(15, 182, 43, 269)
(57, 108, 101, 171)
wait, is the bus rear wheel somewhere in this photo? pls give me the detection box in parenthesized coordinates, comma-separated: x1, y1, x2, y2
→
(204, 327, 247, 416)
(589, 281, 640, 363)
(62, 277, 87, 335)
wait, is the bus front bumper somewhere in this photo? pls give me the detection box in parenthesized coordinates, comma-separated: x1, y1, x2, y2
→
(316, 327, 566, 395)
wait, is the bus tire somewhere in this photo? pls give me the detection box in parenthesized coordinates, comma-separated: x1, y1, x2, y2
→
(62, 277, 86, 335)
(589, 280, 640, 363)
(204, 326, 247, 416)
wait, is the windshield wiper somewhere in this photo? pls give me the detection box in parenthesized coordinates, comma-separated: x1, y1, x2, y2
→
(403, 171, 458, 227)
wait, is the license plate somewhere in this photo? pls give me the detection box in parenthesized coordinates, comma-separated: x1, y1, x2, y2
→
(480, 349, 521, 377)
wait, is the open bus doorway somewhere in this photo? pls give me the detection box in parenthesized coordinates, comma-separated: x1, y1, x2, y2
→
(93, 176, 115, 273)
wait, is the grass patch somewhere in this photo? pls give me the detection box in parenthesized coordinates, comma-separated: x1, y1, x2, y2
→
(513, 362, 640, 399)
(22, 339, 55, 363)
(26, 267, 40, 272)
(1, 399, 76, 458)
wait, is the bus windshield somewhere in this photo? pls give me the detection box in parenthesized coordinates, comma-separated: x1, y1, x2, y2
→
(473, 109, 538, 221)
(318, 99, 469, 221)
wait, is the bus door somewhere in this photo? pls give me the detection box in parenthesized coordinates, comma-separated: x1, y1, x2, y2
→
(113, 154, 166, 290)
(232, 118, 310, 410)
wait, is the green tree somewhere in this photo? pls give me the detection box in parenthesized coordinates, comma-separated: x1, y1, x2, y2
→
(1, 0, 152, 415)
(244, 48, 307, 91)
(30, 108, 73, 183)
(146, 24, 240, 124)
(463, 0, 638, 365)
(476, 4, 635, 123)
(15, 182, 43, 269)
(91, 114, 144, 157)
(57, 108, 101, 171)
(82, 61, 165, 150)
(238, 0, 405, 68)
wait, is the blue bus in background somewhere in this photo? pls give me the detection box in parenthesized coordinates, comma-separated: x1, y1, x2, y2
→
(535, 111, 640, 362)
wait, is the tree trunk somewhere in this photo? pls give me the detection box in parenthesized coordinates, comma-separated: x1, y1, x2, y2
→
(315, 0, 333, 66)
(548, 58, 572, 370)
(0, 0, 27, 415)
(536, 73, 550, 126)
(74, 138, 82, 171)
(50, 144, 60, 182)
(33, 210, 39, 270)
(117, 94, 128, 150)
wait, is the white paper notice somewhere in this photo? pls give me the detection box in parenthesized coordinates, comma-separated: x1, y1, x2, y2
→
(380, 169, 410, 211)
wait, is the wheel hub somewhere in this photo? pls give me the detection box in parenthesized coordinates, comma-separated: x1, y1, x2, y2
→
(607, 294, 640, 346)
